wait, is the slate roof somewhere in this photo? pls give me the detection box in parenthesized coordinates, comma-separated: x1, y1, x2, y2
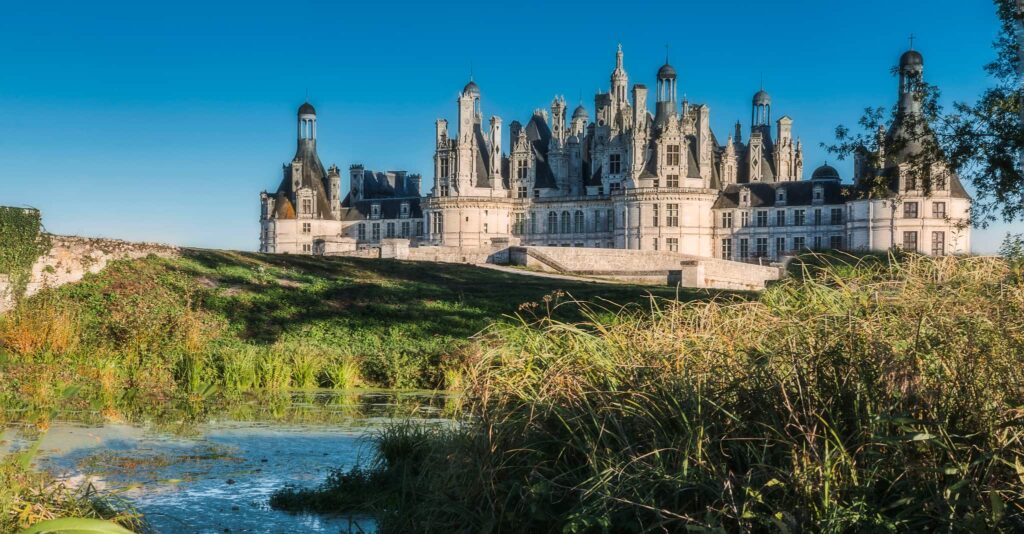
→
(273, 139, 333, 219)
(525, 114, 557, 189)
(339, 195, 423, 221)
(713, 180, 852, 209)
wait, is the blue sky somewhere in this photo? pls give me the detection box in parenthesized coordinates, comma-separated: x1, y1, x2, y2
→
(1, 0, 1019, 252)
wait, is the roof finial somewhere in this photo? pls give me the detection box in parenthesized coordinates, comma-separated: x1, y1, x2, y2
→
(908, 33, 916, 50)
(665, 43, 670, 64)
(760, 73, 763, 91)
(470, 61, 474, 82)
(305, 88, 309, 102)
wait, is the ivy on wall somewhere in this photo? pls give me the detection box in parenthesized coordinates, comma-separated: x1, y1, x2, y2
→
(0, 207, 51, 300)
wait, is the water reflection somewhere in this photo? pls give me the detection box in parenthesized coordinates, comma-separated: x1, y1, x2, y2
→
(2, 390, 455, 534)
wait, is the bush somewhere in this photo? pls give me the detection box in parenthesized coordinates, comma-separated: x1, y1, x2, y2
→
(292, 255, 1024, 532)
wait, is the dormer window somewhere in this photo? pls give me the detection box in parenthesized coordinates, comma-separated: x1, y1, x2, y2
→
(666, 145, 680, 166)
(301, 198, 312, 214)
(371, 203, 381, 219)
(400, 202, 410, 219)
(740, 189, 750, 206)
(776, 189, 786, 203)
(609, 154, 622, 174)
(813, 186, 823, 202)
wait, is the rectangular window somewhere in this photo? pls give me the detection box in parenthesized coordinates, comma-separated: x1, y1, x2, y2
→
(775, 237, 786, 256)
(400, 203, 410, 218)
(739, 238, 749, 259)
(609, 154, 622, 174)
(814, 209, 822, 225)
(666, 145, 680, 166)
(302, 198, 312, 213)
(931, 231, 945, 256)
(652, 204, 660, 227)
(371, 203, 381, 219)
(741, 211, 750, 228)
(755, 237, 768, 257)
(534, 188, 541, 198)
(516, 160, 528, 180)
(903, 231, 918, 252)
(904, 202, 919, 219)
(794, 236, 805, 251)
(830, 208, 843, 225)
(721, 238, 732, 259)
(357, 223, 366, 241)
(830, 235, 843, 250)
(513, 213, 525, 235)
(932, 202, 946, 219)
(667, 238, 679, 252)
(814, 236, 822, 250)
(371, 223, 381, 242)
(431, 213, 443, 235)
(484, 222, 489, 234)
(302, 243, 311, 253)
(935, 173, 947, 190)
(721, 212, 733, 228)
(440, 158, 450, 178)
(666, 204, 679, 227)
(415, 221, 424, 236)
(530, 213, 537, 234)
(794, 210, 806, 226)
(776, 210, 785, 227)
(609, 182, 621, 193)
(652, 238, 659, 251)
(756, 210, 768, 228)
(302, 222, 311, 234)
(386, 222, 395, 238)
(440, 182, 450, 197)
(607, 209, 615, 231)
(517, 186, 528, 198)
(401, 221, 410, 237)
(666, 174, 679, 188)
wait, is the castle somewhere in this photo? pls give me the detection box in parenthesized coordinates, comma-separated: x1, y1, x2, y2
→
(261, 46, 970, 260)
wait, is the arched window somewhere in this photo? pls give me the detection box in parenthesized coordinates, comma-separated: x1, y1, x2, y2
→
(561, 211, 571, 234)
(573, 210, 584, 233)
(547, 211, 558, 234)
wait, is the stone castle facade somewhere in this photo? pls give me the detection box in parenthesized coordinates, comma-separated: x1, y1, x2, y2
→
(262, 46, 970, 260)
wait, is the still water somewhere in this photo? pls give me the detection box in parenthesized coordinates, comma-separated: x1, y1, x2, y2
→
(2, 391, 454, 534)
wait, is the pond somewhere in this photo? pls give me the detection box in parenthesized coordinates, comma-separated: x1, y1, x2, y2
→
(1, 390, 455, 533)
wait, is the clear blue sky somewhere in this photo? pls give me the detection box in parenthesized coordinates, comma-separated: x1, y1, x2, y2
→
(1, 0, 1019, 252)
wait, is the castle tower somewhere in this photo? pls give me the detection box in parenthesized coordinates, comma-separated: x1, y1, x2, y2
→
(298, 101, 317, 145)
(455, 79, 482, 191)
(610, 44, 629, 107)
(654, 60, 677, 129)
(752, 89, 771, 131)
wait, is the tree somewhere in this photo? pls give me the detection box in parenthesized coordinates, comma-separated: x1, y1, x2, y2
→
(826, 0, 1023, 226)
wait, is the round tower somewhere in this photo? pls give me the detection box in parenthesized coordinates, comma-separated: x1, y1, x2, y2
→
(751, 89, 771, 128)
(898, 48, 924, 115)
(298, 102, 316, 143)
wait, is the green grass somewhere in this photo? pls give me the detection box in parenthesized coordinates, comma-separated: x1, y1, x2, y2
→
(0, 249, 702, 424)
(273, 253, 1024, 532)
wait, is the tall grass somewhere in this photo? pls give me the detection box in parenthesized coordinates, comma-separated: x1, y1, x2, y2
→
(283, 254, 1024, 532)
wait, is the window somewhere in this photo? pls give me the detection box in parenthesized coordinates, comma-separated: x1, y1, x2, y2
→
(741, 191, 750, 205)
(415, 221, 424, 236)
(794, 210, 806, 226)
(516, 160, 528, 180)
(371, 223, 381, 242)
(813, 236, 822, 250)
(517, 186, 528, 198)
(607, 209, 615, 231)
(609, 154, 622, 174)
(652, 177, 660, 188)
(932, 202, 946, 219)
(738, 238, 749, 259)
(561, 211, 571, 234)
(830, 235, 843, 250)
(534, 188, 541, 199)
(530, 213, 537, 234)
(741, 211, 750, 228)
(667, 238, 679, 252)
(386, 222, 395, 238)
(371, 203, 381, 219)
(813, 187, 822, 201)
(776, 237, 786, 256)
(302, 243, 312, 253)
(755, 237, 768, 257)
(593, 211, 601, 233)
(756, 210, 768, 228)
(777, 190, 786, 203)
(400, 203, 410, 218)
(830, 208, 843, 225)
(302, 222, 311, 234)
(302, 198, 312, 214)
(652, 238, 659, 251)
(440, 158, 450, 178)
(652, 204, 660, 227)
(903, 231, 918, 252)
(439, 181, 450, 197)
(401, 221, 410, 237)
(358, 223, 366, 241)
(721, 238, 733, 259)
(574, 211, 584, 233)
(483, 223, 489, 234)
(430, 213, 443, 235)
(666, 174, 679, 188)
(513, 213, 525, 235)
(609, 182, 621, 193)
(814, 209, 822, 225)
(666, 145, 680, 166)
(721, 212, 733, 228)
(931, 231, 945, 256)
(935, 173, 947, 191)
(793, 236, 806, 250)
(904, 202, 919, 219)
(776, 210, 785, 227)
(547, 211, 558, 234)
(666, 204, 679, 227)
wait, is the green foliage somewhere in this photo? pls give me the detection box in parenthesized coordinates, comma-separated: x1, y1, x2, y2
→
(288, 255, 1024, 532)
(0, 207, 51, 301)
(0, 249, 687, 423)
(1000, 232, 1024, 261)
(18, 518, 137, 534)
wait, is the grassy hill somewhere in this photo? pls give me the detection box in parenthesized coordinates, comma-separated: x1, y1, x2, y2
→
(0, 249, 708, 423)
